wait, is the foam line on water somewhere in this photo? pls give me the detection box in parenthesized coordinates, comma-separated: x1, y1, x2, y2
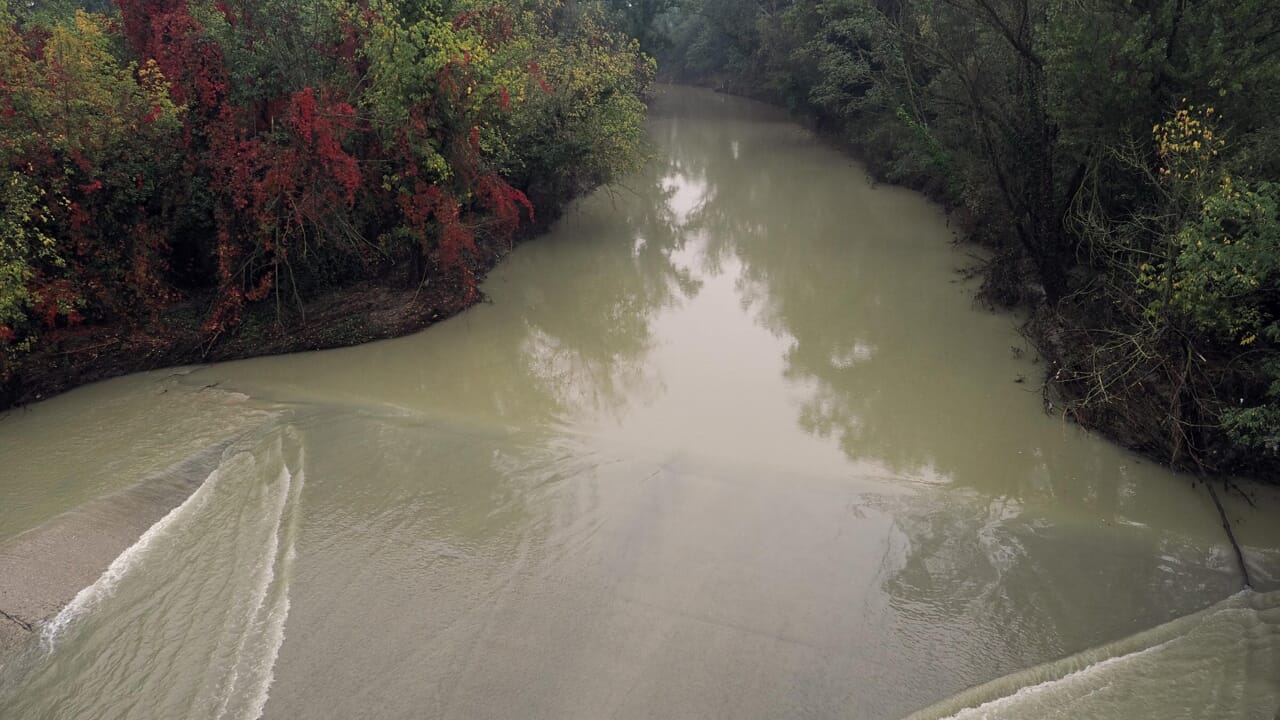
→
(240, 541, 296, 720)
(930, 641, 1168, 719)
(216, 427, 306, 720)
(211, 450, 291, 718)
(901, 590, 1280, 720)
(245, 456, 305, 719)
(39, 451, 226, 648)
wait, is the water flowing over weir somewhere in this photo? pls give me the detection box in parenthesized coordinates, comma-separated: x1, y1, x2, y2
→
(1, 85, 1279, 720)
(905, 589, 1280, 719)
(0, 422, 306, 720)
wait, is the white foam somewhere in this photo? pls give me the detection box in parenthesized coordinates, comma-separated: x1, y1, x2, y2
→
(904, 591, 1280, 720)
(216, 430, 305, 720)
(211, 462, 291, 718)
(40, 455, 226, 648)
(936, 641, 1169, 719)
(240, 545, 295, 720)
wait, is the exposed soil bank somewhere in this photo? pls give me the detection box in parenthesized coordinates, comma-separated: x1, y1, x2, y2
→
(0, 224, 542, 412)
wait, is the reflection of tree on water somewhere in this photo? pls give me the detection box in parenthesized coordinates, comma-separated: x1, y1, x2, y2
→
(874, 483, 1241, 695)
(648, 88, 1251, 699)
(501, 164, 702, 426)
(291, 155, 705, 431)
(263, 204, 706, 686)
(653, 87, 1160, 513)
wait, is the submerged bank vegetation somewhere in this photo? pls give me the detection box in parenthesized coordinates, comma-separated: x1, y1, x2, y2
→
(0, 0, 650, 403)
(614, 0, 1280, 477)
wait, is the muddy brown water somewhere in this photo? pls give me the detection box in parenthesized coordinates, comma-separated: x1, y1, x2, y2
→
(0, 85, 1277, 719)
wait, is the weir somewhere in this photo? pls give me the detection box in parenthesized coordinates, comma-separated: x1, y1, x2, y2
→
(0, 437, 237, 669)
(904, 589, 1280, 719)
(0, 424, 305, 720)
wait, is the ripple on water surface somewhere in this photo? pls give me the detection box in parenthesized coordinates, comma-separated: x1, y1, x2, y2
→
(1, 85, 1279, 720)
(0, 424, 305, 720)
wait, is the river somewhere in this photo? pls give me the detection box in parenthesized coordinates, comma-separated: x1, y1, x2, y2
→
(0, 85, 1277, 719)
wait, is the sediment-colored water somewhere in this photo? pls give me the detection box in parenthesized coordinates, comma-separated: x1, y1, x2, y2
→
(1, 85, 1277, 720)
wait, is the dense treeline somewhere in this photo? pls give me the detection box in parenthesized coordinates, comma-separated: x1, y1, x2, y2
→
(0, 0, 650, 389)
(5, 0, 1279, 479)
(618, 0, 1280, 476)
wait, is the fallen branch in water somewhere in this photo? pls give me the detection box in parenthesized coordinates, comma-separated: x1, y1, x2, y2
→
(0, 608, 33, 632)
(1204, 478, 1252, 589)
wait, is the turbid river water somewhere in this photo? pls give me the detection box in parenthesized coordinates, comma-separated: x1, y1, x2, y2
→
(0, 85, 1278, 719)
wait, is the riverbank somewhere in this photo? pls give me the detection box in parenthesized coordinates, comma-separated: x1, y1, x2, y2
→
(4, 85, 1276, 716)
(0, 220, 545, 412)
(666, 76, 1277, 482)
(1, 0, 654, 416)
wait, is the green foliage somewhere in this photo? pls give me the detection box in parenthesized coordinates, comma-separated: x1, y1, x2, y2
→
(1222, 354, 1280, 457)
(501, 3, 653, 200)
(893, 105, 961, 199)
(601, 0, 676, 56)
(1157, 179, 1280, 343)
(1, 0, 650, 382)
(0, 8, 183, 373)
(619, 0, 1280, 472)
(0, 171, 56, 342)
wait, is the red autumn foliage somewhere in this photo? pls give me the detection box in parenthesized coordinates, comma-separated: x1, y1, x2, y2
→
(529, 60, 553, 94)
(116, 0, 229, 113)
(4, 0, 574, 347)
(288, 87, 361, 205)
(32, 279, 84, 328)
(126, 221, 176, 311)
(477, 174, 534, 233)
(453, 6, 514, 44)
